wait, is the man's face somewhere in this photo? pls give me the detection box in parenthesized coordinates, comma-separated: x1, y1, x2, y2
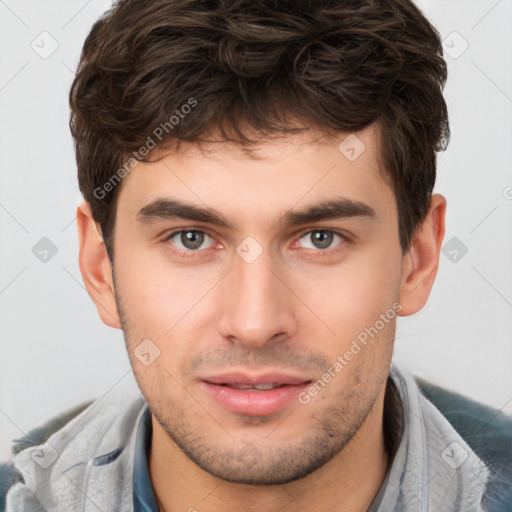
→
(111, 127, 403, 484)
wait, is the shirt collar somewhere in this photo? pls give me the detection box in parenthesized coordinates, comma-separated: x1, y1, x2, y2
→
(368, 366, 488, 511)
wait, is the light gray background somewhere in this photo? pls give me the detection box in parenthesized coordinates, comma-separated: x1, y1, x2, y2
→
(1, 0, 511, 460)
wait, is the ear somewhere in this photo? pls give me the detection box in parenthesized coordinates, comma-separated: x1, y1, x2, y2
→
(76, 200, 121, 329)
(398, 193, 446, 316)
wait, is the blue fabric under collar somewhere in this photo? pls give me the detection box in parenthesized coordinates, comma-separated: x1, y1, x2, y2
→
(133, 406, 159, 512)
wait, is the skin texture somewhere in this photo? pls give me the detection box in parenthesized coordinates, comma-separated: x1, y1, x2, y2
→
(77, 126, 446, 512)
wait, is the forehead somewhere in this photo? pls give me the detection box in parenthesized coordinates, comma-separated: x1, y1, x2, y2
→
(115, 126, 395, 227)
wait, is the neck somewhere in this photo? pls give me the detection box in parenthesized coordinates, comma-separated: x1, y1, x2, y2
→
(149, 386, 389, 512)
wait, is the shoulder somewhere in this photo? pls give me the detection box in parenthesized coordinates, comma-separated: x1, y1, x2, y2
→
(1, 396, 146, 512)
(416, 377, 512, 511)
(0, 401, 93, 512)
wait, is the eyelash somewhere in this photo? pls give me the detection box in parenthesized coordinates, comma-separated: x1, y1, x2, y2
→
(162, 228, 350, 259)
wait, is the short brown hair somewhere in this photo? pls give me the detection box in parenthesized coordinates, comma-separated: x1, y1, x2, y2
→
(69, 0, 449, 261)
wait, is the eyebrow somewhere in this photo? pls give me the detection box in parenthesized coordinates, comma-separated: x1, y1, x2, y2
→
(136, 197, 376, 229)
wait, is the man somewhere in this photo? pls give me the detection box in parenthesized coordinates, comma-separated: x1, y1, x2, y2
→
(2, 0, 511, 510)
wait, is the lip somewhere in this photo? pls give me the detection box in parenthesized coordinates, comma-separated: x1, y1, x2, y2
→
(201, 370, 311, 386)
(199, 370, 312, 416)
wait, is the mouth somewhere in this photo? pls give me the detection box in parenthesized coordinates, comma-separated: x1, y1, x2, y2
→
(199, 371, 312, 416)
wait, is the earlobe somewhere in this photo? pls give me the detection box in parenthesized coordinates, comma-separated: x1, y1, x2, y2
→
(398, 194, 446, 316)
(76, 200, 121, 329)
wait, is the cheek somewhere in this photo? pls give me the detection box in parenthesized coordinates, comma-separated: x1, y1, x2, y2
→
(294, 247, 401, 345)
(115, 247, 208, 333)
(114, 254, 220, 382)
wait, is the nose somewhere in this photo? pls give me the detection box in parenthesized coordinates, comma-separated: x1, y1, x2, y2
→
(218, 245, 298, 348)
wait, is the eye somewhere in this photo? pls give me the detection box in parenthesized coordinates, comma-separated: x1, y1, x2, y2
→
(297, 230, 346, 251)
(164, 230, 216, 253)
